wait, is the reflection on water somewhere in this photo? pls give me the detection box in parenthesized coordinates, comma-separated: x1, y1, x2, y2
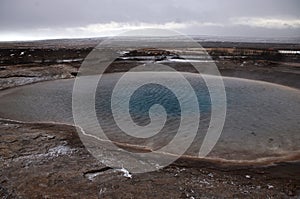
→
(0, 72, 299, 163)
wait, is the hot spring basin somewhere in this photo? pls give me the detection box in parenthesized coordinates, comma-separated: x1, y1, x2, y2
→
(0, 72, 299, 163)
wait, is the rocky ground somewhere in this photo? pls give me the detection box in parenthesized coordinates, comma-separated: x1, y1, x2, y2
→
(0, 63, 78, 90)
(0, 39, 299, 198)
(0, 119, 299, 198)
(0, 40, 299, 90)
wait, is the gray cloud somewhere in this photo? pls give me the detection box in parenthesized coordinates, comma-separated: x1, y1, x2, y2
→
(0, 0, 299, 40)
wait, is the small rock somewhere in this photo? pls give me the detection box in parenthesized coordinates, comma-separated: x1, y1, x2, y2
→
(99, 188, 106, 196)
(46, 135, 56, 139)
(288, 190, 294, 196)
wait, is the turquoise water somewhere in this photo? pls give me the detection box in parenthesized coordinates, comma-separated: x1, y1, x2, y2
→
(0, 72, 299, 162)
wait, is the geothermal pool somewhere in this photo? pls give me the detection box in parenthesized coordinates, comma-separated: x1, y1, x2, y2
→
(0, 72, 299, 163)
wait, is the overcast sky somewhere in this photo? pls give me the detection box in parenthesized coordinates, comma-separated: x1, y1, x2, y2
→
(0, 0, 300, 41)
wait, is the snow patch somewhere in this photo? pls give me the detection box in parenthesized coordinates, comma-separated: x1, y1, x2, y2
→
(13, 145, 75, 162)
(267, 184, 274, 189)
(116, 167, 132, 179)
(85, 172, 102, 181)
